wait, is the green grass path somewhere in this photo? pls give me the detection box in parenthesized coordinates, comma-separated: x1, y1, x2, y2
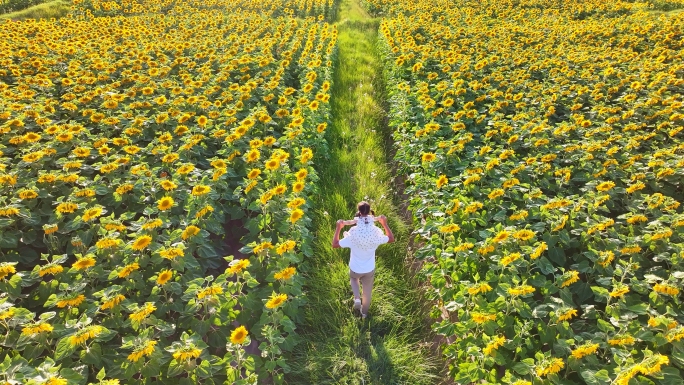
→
(0, 0, 69, 20)
(288, 0, 441, 383)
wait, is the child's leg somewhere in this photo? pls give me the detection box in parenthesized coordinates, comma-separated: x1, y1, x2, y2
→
(349, 270, 361, 300)
(359, 270, 375, 315)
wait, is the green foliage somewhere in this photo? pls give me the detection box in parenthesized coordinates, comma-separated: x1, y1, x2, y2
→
(368, 0, 684, 383)
(287, 0, 441, 383)
(0, 0, 46, 14)
(0, 0, 68, 20)
(0, 0, 338, 383)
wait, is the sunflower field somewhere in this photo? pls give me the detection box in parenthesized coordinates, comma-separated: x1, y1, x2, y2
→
(0, 0, 336, 383)
(365, 0, 684, 383)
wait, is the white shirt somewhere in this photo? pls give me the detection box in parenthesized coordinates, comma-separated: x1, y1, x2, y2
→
(338, 216, 389, 273)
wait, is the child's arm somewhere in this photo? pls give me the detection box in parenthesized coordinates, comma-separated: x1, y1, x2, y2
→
(332, 221, 343, 248)
(338, 219, 357, 226)
(376, 215, 395, 243)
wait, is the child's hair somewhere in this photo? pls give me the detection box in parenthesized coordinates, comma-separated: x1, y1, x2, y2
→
(355, 201, 375, 224)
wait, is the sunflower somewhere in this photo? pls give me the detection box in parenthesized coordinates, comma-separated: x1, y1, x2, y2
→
(131, 235, 152, 251)
(118, 262, 140, 278)
(596, 181, 616, 192)
(274, 267, 296, 281)
(274, 184, 287, 195)
(157, 197, 174, 211)
(265, 159, 280, 171)
(492, 230, 509, 243)
(287, 198, 306, 209)
(265, 293, 288, 309)
(182, 225, 200, 240)
(161, 180, 177, 191)
(289, 209, 304, 223)
(0, 263, 17, 280)
(73, 147, 91, 157)
(191, 185, 210, 196)
(100, 294, 126, 310)
(300, 148, 313, 163)
(44, 224, 59, 235)
(128, 340, 157, 362)
(512, 229, 535, 241)
(172, 347, 202, 362)
(230, 326, 248, 345)
(211, 159, 227, 169)
(292, 181, 305, 193)
(245, 149, 260, 163)
(227, 259, 250, 275)
(130, 303, 156, 322)
(177, 164, 195, 175)
(162, 153, 179, 163)
(39, 264, 64, 277)
(156, 270, 173, 285)
(103, 100, 118, 109)
(72, 256, 96, 270)
(82, 207, 103, 222)
(421, 152, 436, 162)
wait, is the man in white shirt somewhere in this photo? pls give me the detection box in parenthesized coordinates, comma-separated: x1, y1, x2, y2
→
(332, 212, 395, 319)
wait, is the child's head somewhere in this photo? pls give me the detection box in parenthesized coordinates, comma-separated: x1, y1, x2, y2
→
(356, 201, 375, 217)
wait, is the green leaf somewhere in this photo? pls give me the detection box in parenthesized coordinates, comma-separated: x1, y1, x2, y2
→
(141, 355, 162, 378)
(581, 369, 610, 385)
(196, 242, 218, 259)
(243, 355, 256, 372)
(226, 367, 238, 383)
(196, 359, 218, 379)
(512, 361, 531, 375)
(60, 366, 87, 385)
(0, 355, 10, 372)
(167, 358, 184, 377)
(626, 303, 649, 315)
(281, 316, 296, 334)
(591, 286, 610, 301)
(81, 343, 102, 365)
(21, 344, 45, 360)
(264, 360, 277, 372)
(536, 257, 556, 275)
(659, 367, 684, 385)
(572, 282, 594, 303)
(548, 247, 566, 266)
(0, 232, 18, 248)
(18, 247, 40, 263)
(20, 229, 38, 245)
(597, 319, 615, 333)
(55, 336, 78, 361)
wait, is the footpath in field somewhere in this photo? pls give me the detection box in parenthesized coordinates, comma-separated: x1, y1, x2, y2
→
(289, 0, 442, 384)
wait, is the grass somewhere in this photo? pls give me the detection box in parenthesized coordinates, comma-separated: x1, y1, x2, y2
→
(0, 0, 69, 20)
(287, 0, 442, 383)
(648, 8, 684, 15)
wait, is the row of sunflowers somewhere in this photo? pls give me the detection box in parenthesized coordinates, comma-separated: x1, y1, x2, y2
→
(0, 0, 338, 383)
(364, 0, 684, 383)
(73, 0, 335, 19)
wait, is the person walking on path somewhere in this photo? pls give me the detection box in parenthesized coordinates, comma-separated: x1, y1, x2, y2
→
(332, 201, 395, 318)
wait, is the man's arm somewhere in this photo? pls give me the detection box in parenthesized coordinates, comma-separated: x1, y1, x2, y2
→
(378, 215, 395, 243)
(332, 220, 344, 248)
